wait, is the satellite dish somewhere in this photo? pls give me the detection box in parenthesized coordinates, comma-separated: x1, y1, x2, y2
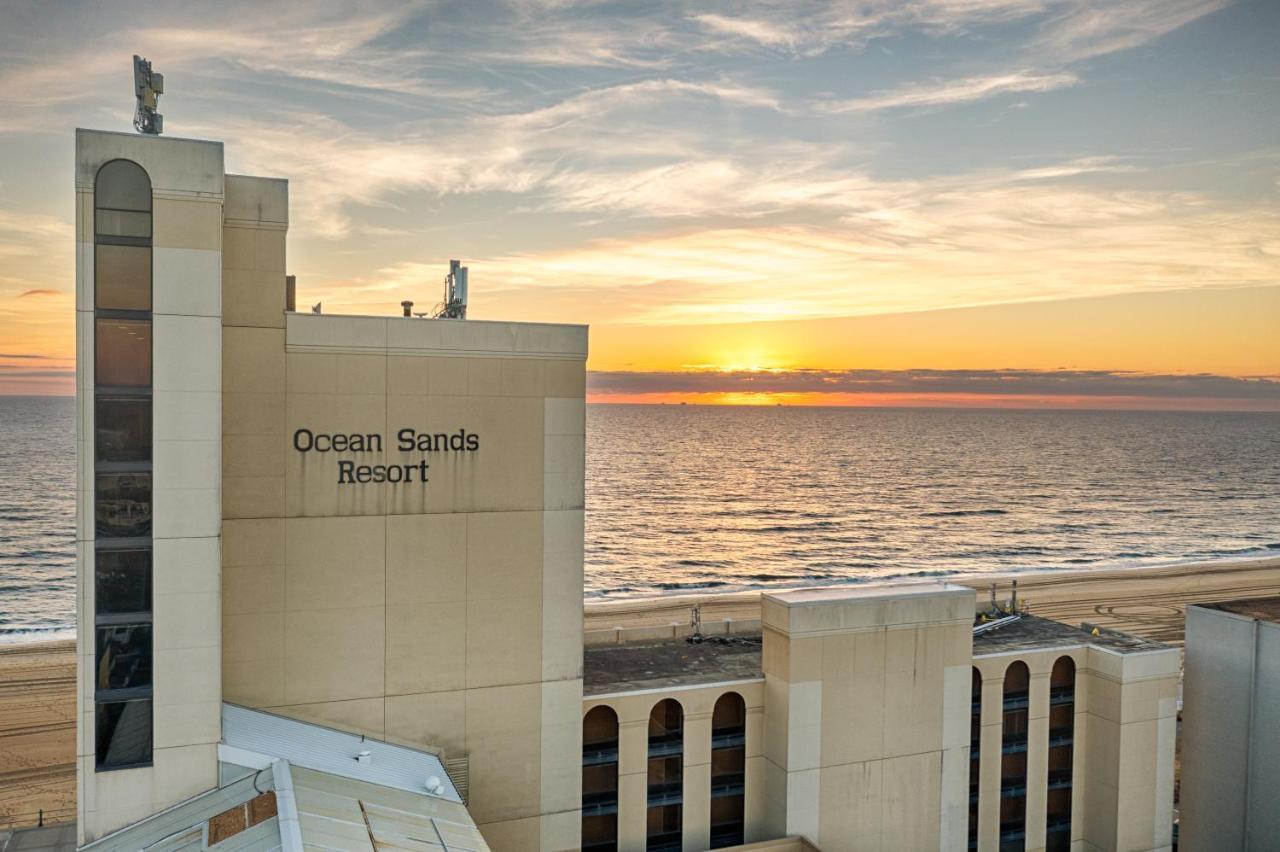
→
(311, 302, 322, 314)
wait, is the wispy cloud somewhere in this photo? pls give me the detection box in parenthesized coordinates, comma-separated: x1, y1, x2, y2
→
(0, 0, 1267, 397)
(821, 70, 1079, 112)
(690, 13, 801, 51)
(453, 168, 1280, 325)
(1034, 0, 1230, 62)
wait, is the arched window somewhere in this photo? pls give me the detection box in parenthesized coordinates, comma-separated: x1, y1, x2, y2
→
(95, 159, 153, 310)
(969, 668, 982, 851)
(582, 705, 619, 851)
(1000, 661, 1030, 851)
(647, 699, 683, 851)
(93, 159, 154, 771)
(1046, 657, 1076, 851)
(710, 692, 746, 848)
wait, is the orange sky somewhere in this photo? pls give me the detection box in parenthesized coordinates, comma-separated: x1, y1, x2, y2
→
(583, 286, 1280, 376)
(3, 283, 1277, 408)
(1, 2, 1278, 408)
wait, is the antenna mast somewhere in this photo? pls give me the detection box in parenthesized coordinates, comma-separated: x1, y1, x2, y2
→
(434, 259, 469, 319)
(133, 55, 164, 135)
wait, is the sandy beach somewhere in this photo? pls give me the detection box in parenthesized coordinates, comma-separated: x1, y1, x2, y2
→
(0, 638, 75, 830)
(1, 555, 1277, 830)
(584, 556, 1280, 644)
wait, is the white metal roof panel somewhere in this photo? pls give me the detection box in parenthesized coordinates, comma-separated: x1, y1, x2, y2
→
(222, 705, 463, 804)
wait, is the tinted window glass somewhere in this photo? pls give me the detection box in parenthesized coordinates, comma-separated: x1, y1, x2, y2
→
(95, 549, 152, 615)
(96, 699, 153, 768)
(95, 396, 151, 463)
(95, 209, 151, 240)
(95, 245, 151, 311)
(96, 160, 151, 212)
(95, 319, 150, 386)
(95, 623, 152, 691)
(95, 472, 151, 538)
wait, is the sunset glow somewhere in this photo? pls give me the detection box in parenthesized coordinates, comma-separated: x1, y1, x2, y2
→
(1, 0, 1277, 407)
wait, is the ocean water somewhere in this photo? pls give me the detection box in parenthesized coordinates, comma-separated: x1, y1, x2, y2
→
(1, 396, 1278, 639)
(0, 396, 76, 641)
(584, 404, 1280, 596)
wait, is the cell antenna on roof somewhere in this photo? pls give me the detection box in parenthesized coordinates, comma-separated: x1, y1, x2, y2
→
(133, 55, 164, 135)
(433, 260, 469, 319)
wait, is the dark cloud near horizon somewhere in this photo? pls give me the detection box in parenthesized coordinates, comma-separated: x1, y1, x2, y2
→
(588, 368, 1280, 399)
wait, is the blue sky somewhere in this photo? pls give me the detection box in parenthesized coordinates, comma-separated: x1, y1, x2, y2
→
(0, 0, 1277, 403)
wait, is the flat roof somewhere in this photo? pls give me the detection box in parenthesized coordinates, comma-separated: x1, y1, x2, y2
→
(584, 635, 762, 696)
(765, 581, 969, 607)
(973, 613, 1168, 655)
(1198, 595, 1280, 623)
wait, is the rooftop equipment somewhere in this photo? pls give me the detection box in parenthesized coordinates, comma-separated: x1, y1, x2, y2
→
(434, 260, 469, 319)
(132, 55, 164, 135)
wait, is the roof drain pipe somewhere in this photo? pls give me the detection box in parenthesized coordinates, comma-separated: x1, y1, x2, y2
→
(272, 758, 305, 852)
(973, 614, 1021, 636)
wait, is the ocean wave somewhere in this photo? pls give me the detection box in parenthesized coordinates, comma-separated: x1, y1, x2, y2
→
(654, 580, 731, 590)
(0, 624, 75, 644)
(920, 509, 1010, 518)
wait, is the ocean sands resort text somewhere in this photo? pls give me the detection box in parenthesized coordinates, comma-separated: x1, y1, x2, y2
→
(292, 427, 480, 484)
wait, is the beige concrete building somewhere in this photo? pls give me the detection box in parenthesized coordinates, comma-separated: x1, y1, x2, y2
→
(75, 125, 1181, 852)
(579, 588, 1179, 852)
(1179, 597, 1280, 851)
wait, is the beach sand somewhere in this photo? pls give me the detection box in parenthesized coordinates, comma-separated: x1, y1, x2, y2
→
(1, 555, 1277, 830)
(583, 556, 1280, 643)
(0, 639, 75, 830)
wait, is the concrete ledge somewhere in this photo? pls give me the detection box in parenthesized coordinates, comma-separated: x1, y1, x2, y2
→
(76, 128, 224, 200)
(763, 582, 975, 637)
(224, 174, 289, 226)
(286, 313, 588, 359)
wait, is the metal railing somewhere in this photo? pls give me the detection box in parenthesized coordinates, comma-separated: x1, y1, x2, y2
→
(646, 782, 683, 807)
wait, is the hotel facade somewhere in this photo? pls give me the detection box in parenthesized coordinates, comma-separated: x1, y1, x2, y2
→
(1179, 597, 1280, 851)
(73, 126, 1180, 852)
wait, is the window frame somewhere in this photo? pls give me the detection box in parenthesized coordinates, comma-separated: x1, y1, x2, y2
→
(93, 158, 154, 772)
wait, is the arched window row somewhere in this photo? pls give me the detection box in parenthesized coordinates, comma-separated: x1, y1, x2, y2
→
(969, 656, 1077, 852)
(582, 691, 750, 852)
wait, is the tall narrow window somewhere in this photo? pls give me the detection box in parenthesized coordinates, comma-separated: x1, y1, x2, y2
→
(582, 706, 619, 852)
(710, 692, 746, 848)
(647, 699, 683, 851)
(1046, 657, 1075, 851)
(969, 668, 982, 851)
(93, 158, 153, 770)
(1000, 661, 1030, 852)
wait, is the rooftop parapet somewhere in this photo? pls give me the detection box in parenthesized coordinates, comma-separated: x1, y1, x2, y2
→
(762, 580, 975, 637)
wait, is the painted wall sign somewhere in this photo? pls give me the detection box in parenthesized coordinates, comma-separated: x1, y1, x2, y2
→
(292, 428, 480, 484)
